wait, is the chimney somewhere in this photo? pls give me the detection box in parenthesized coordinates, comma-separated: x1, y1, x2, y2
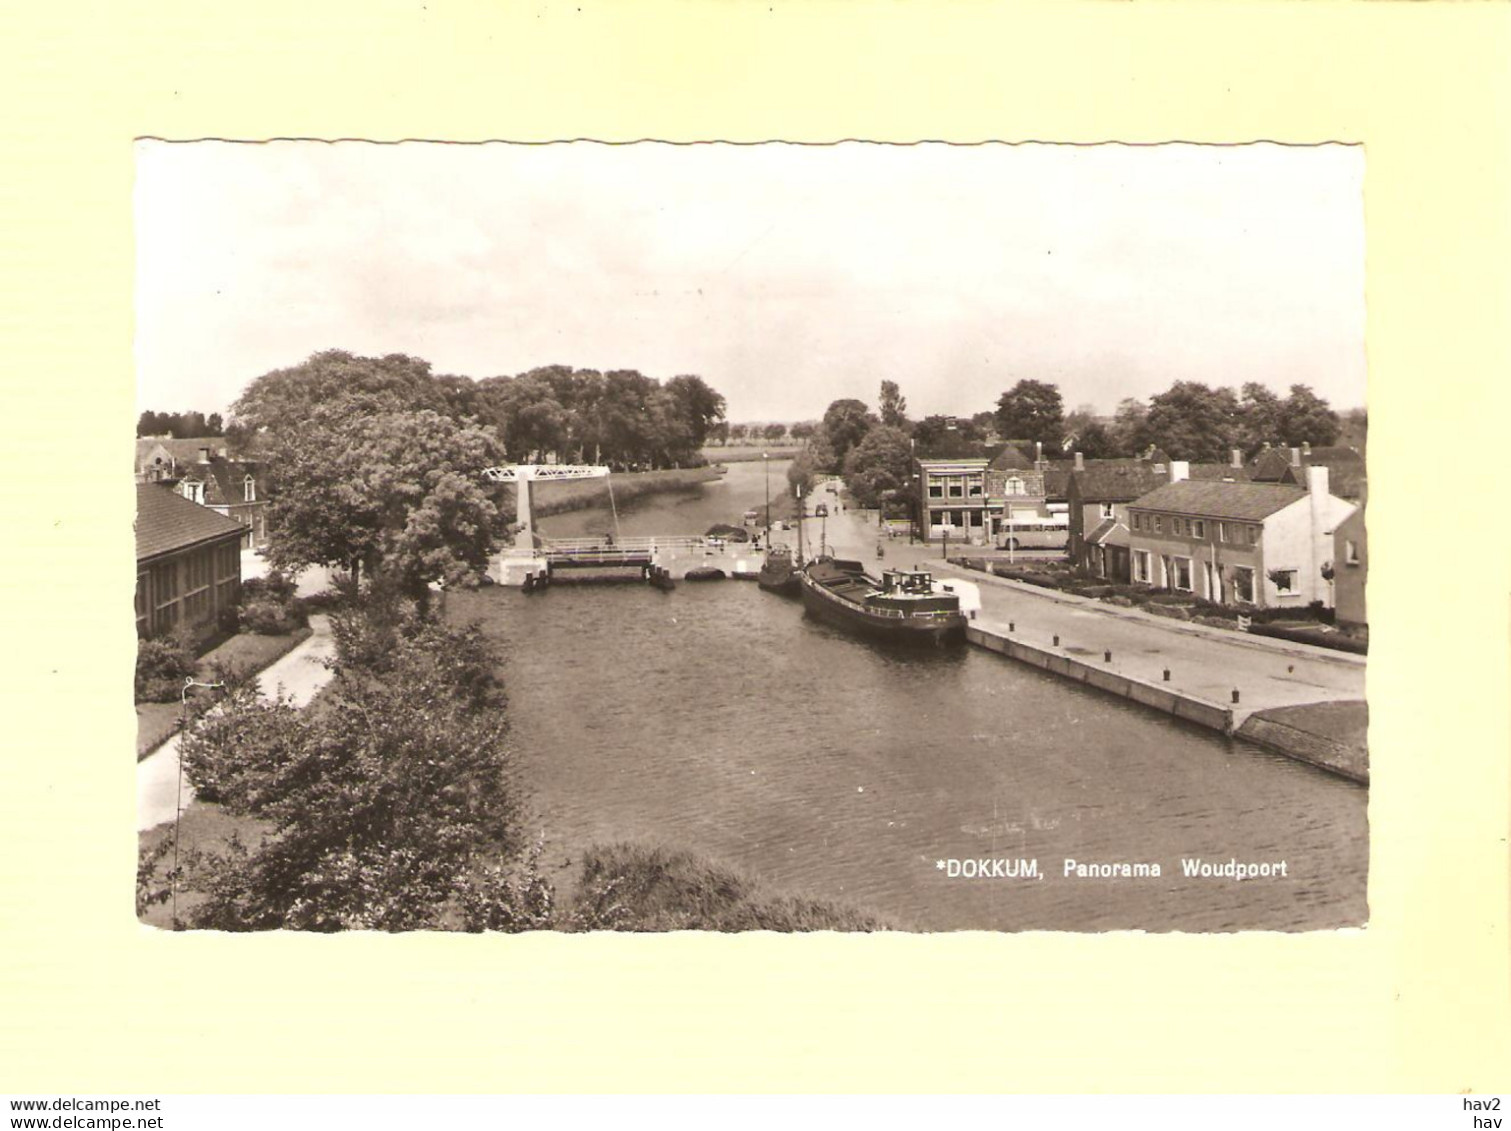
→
(1073, 451, 1084, 472)
(1170, 460, 1189, 483)
(1302, 441, 1311, 456)
(1289, 447, 1302, 468)
(1306, 464, 1329, 500)
(1035, 441, 1043, 465)
(1230, 448, 1243, 469)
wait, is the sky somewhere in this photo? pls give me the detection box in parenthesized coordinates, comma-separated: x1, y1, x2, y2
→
(135, 141, 1366, 423)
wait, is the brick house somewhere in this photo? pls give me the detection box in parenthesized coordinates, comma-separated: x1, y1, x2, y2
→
(1066, 453, 1172, 579)
(135, 439, 268, 548)
(915, 444, 1061, 548)
(1126, 464, 1356, 609)
(135, 437, 232, 482)
(135, 483, 246, 641)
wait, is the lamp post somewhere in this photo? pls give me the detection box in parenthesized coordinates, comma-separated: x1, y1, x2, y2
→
(763, 451, 771, 537)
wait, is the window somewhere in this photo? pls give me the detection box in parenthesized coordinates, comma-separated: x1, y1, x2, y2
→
(1005, 477, 1024, 496)
(1217, 521, 1227, 543)
(1132, 550, 1152, 584)
(1131, 513, 1142, 531)
(928, 478, 944, 499)
(948, 481, 964, 499)
(1247, 525, 1259, 545)
(1192, 519, 1205, 539)
(1100, 502, 1116, 520)
(1171, 556, 1193, 592)
(969, 509, 983, 527)
(243, 474, 256, 502)
(181, 480, 204, 505)
(1153, 515, 1163, 534)
(1345, 539, 1360, 565)
(135, 573, 149, 635)
(1232, 566, 1255, 604)
(1271, 569, 1297, 594)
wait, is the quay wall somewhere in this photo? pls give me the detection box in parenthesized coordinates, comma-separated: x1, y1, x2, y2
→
(966, 624, 1236, 733)
(965, 623, 1367, 783)
(1235, 708, 1369, 785)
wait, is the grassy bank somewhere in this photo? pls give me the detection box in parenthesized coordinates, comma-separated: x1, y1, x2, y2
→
(141, 813, 889, 931)
(701, 445, 801, 463)
(572, 843, 891, 931)
(503, 465, 724, 522)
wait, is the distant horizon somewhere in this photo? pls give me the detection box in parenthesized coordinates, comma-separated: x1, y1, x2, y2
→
(136, 141, 1366, 423)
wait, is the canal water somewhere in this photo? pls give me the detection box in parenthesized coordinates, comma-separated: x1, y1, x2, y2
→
(450, 460, 1368, 931)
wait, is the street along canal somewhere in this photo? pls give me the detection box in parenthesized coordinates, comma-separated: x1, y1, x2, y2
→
(448, 461, 1366, 931)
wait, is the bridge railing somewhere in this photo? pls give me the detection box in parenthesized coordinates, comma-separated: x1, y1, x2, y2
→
(500, 536, 721, 559)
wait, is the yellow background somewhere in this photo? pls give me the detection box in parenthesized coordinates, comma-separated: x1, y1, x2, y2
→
(2, 1, 1508, 1093)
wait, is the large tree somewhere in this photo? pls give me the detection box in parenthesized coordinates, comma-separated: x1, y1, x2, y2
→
(1236, 382, 1284, 454)
(878, 380, 909, 430)
(820, 398, 876, 468)
(256, 400, 505, 598)
(1110, 398, 1152, 457)
(842, 425, 914, 509)
(994, 379, 1065, 446)
(1143, 381, 1241, 463)
(664, 374, 727, 450)
(1279, 384, 1341, 447)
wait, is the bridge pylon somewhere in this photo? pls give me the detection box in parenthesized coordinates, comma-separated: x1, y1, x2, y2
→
(481, 463, 611, 547)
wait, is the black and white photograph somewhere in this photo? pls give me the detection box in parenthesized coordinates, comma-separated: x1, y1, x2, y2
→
(133, 140, 1368, 933)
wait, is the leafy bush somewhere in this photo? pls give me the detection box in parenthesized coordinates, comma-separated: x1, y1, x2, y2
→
(240, 570, 298, 606)
(237, 570, 308, 635)
(135, 630, 196, 703)
(177, 604, 517, 930)
(239, 597, 305, 635)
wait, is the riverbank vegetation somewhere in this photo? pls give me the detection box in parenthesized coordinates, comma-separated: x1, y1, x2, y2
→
(140, 590, 885, 931)
(224, 350, 732, 603)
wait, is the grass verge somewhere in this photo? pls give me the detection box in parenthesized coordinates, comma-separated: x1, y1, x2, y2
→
(136, 626, 312, 760)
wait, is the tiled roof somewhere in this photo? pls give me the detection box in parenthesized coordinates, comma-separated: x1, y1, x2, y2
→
(1250, 446, 1365, 499)
(1069, 461, 1169, 500)
(1086, 517, 1130, 548)
(136, 437, 233, 470)
(1129, 479, 1307, 522)
(136, 483, 246, 562)
(1187, 462, 1254, 482)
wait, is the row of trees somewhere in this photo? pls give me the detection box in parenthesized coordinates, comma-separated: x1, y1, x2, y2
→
(993, 378, 1348, 463)
(136, 409, 224, 438)
(713, 421, 817, 445)
(786, 376, 1352, 509)
(225, 350, 729, 601)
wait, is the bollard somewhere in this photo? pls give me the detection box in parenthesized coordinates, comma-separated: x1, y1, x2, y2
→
(1231, 688, 1241, 704)
(1008, 621, 1014, 632)
(1162, 668, 1171, 682)
(1053, 634, 1060, 647)
(1104, 649, 1112, 662)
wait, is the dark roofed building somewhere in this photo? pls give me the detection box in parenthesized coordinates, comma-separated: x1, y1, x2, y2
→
(1250, 444, 1366, 501)
(135, 483, 246, 640)
(1066, 456, 1173, 579)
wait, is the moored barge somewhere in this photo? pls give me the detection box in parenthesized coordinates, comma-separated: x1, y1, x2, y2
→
(799, 558, 967, 644)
